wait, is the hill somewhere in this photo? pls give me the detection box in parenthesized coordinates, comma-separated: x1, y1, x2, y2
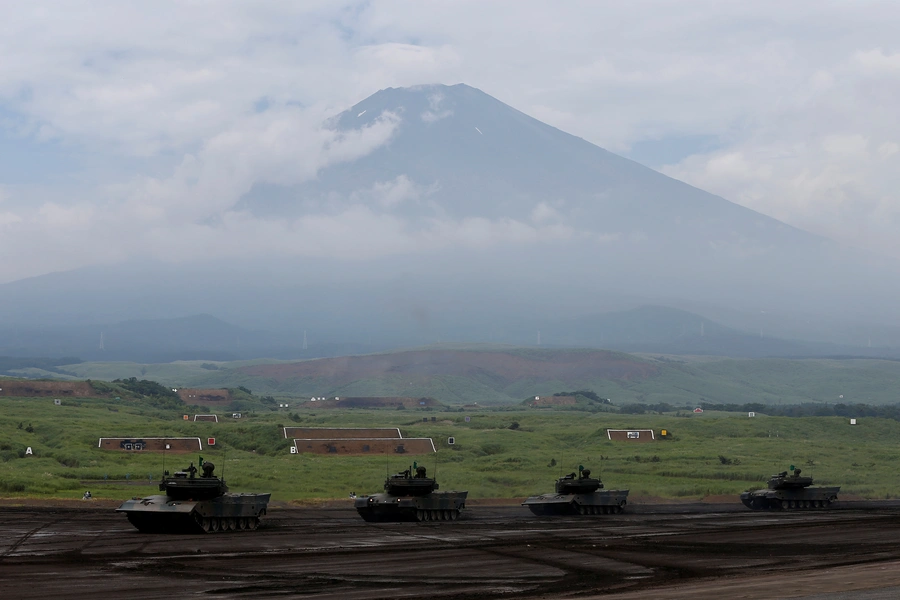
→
(47, 347, 900, 407)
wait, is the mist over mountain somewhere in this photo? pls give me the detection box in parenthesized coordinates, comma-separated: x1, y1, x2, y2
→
(2, 83, 899, 361)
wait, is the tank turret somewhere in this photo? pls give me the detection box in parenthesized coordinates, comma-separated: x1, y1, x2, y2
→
(160, 460, 228, 500)
(766, 469, 814, 490)
(524, 465, 628, 516)
(555, 468, 603, 495)
(384, 465, 439, 496)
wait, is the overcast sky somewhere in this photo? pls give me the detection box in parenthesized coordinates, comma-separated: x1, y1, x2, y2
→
(1, 1, 899, 283)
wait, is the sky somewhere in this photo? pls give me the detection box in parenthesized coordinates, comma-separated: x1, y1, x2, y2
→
(1, 1, 899, 283)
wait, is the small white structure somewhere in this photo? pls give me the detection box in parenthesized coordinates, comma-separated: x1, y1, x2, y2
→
(850, 418, 857, 425)
(54, 399, 61, 406)
(232, 413, 242, 419)
(607, 429, 656, 441)
(748, 412, 756, 417)
(448, 437, 455, 445)
(193, 414, 219, 422)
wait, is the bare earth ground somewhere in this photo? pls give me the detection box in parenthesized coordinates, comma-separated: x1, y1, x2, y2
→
(3, 501, 900, 599)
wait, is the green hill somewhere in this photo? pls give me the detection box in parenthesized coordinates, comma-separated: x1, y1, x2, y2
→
(47, 347, 900, 406)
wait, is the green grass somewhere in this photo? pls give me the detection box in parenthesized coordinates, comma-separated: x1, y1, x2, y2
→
(2, 395, 899, 503)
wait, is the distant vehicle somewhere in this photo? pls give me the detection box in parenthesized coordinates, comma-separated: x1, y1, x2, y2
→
(523, 466, 628, 516)
(355, 464, 467, 522)
(740, 469, 839, 510)
(117, 458, 270, 533)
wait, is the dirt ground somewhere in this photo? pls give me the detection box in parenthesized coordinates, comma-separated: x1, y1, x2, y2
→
(3, 501, 900, 599)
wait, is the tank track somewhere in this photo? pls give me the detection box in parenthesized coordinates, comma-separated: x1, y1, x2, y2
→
(125, 512, 262, 533)
(526, 502, 626, 516)
(743, 497, 836, 511)
(356, 507, 463, 522)
(195, 514, 261, 532)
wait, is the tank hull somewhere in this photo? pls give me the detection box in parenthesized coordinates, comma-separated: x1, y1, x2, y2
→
(523, 490, 629, 516)
(355, 491, 468, 522)
(740, 487, 840, 510)
(117, 492, 271, 533)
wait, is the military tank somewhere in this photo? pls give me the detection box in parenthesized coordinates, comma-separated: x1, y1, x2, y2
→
(117, 458, 270, 533)
(740, 468, 840, 511)
(355, 464, 467, 522)
(522, 466, 628, 516)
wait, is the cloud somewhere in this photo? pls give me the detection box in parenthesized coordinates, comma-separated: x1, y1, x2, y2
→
(661, 39, 900, 258)
(351, 175, 433, 209)
(421, 92, 453, 123)
(0, 212, 22, 227)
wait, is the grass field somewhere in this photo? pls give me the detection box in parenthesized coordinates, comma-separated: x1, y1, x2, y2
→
(2, 394, 898, 503)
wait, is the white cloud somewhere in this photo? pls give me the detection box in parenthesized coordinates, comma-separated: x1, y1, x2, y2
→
(421, 92, 453, 123)
(855, 49, 900, 74)
(0, 212, 22, 227)
(530, 202, 562, 224)
(352, 175, 431, 209)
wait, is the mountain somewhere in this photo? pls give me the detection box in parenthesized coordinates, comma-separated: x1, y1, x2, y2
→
(238, 84, 900, 324)
(0, 314, 381, 363)
(2, 83, 899, 359)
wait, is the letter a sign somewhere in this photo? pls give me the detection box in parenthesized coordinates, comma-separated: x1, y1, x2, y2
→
(207, 438, 215, 446)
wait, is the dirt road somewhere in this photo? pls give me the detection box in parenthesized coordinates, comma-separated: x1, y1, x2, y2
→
(2, 502, 900, 599)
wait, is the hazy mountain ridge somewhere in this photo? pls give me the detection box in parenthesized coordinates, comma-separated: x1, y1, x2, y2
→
(1, 306, 896, 365)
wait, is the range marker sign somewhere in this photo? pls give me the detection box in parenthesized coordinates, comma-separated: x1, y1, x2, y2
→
(207, 438, 215, 446)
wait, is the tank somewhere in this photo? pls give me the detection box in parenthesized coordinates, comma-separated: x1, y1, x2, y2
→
(117, 458, 270, 533)
(355, 465, 467, 522)
(522, 467, 629, 516)
(740, 469, 840, 510)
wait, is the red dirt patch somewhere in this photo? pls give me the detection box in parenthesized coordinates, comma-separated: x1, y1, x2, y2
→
(238, 349, 658, 385)
(283, 427, 401, 439)
(529, 395, 577, 406)
(178, 388, 232, 405)
(293, 438, 435, 455)
(0, 380, 97, 397)
(306, 396, 441, 409)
